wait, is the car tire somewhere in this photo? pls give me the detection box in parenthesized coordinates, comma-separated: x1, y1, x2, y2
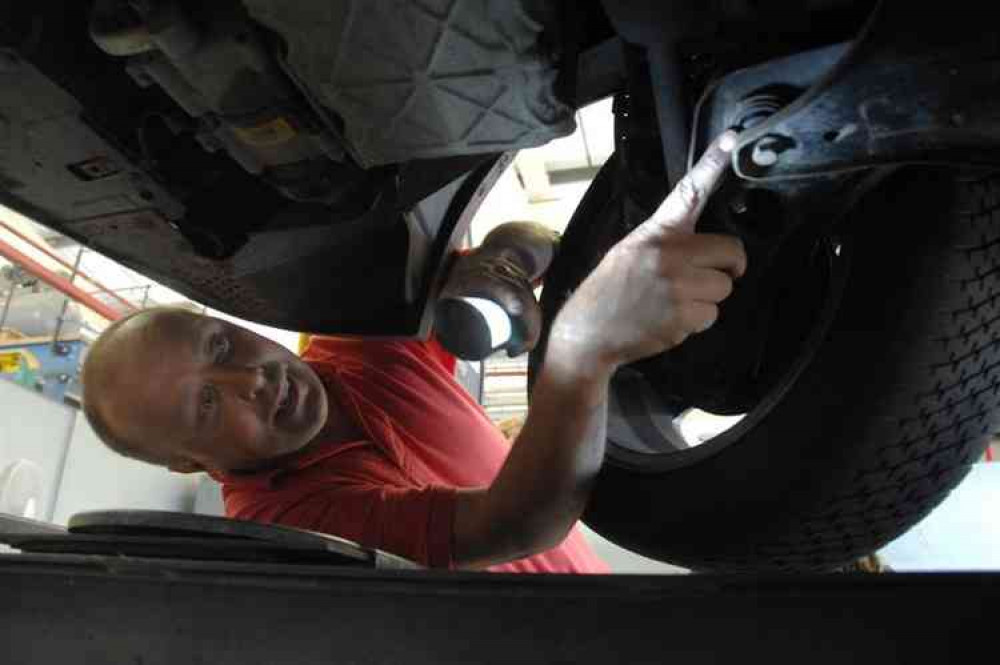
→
(532, 165, 1000, 571)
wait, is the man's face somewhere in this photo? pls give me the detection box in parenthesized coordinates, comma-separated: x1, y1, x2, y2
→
(98, 310, 329, 473)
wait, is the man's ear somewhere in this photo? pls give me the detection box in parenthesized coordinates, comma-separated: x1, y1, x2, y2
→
(169, 458, 206, 474)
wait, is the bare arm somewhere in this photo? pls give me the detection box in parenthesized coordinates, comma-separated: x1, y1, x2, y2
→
(452, 133, 746, 568)
(454, 348, 611, 567)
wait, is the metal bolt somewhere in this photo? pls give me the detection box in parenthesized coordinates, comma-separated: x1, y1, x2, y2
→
(751, 141, 780, 167)
(750, 135, 795, 168)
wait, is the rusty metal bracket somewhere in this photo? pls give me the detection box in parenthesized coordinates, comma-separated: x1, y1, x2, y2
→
(733, 0, 1000, 181)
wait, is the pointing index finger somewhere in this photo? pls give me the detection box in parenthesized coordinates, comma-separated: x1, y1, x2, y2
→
(645, 131, 737, 235)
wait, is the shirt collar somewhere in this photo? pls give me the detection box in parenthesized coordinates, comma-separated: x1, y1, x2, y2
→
(209, 435, 371, 490)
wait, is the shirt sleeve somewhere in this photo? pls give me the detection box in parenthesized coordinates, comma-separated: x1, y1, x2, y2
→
(244, 483, 458, 569)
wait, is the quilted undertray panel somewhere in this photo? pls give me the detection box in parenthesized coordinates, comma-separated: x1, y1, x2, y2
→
(245, 0, 576, 166)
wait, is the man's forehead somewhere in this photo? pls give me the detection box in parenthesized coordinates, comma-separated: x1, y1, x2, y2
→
(125, 308, 204, 341)
(101, 310, 207, 455)
(112, 311, 213, 382)
(107, 310, 206, 360)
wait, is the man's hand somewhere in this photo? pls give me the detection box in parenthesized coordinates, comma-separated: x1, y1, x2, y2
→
(438, 222, 558, 358)
(547, 132, 746, 378)
(452, 133, 746, 569)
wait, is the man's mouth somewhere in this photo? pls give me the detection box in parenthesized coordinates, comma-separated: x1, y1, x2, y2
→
(275, 375, 298, 423)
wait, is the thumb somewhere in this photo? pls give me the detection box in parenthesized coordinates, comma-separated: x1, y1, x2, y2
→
(643, 131, 737, 236)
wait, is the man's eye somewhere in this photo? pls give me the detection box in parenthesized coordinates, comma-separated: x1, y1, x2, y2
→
(198, 385, 217, 416)
(211, 333, 232, 362)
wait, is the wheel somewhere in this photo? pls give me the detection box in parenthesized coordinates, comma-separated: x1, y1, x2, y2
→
(531, 165, 1000, 571)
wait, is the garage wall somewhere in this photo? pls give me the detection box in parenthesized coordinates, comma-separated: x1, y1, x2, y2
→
(880, 462, 1000, 571)
(580, 525, 687, 574)
(0, 379, 75, 521)
(51, 411, 198, 525)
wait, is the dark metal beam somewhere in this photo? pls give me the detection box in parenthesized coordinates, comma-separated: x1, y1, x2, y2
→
(0, 553, 993, 664)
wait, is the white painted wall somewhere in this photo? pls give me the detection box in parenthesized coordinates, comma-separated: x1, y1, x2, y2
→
(580, 525, 688, 574)
(193, 473, 225, 516)
(51, 411, 198, 525)
(0, 378, 75, 521)
(0, 376, 207, 526)
(880, 462, 1000, 571)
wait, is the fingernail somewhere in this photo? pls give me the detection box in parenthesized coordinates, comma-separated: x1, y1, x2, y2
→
(719, 132, 738, 153)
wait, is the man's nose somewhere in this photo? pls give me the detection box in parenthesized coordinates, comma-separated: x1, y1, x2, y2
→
(209, 365, 267, 401)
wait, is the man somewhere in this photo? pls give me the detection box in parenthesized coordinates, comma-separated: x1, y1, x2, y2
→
(81, 133, 745, 572)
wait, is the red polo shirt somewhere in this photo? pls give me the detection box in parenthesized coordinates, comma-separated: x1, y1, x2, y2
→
(218, 336, 609, 573)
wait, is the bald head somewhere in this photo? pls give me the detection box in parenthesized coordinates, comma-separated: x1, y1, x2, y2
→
(81, 307, 331, 474)
(82, 307, 190, 466)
